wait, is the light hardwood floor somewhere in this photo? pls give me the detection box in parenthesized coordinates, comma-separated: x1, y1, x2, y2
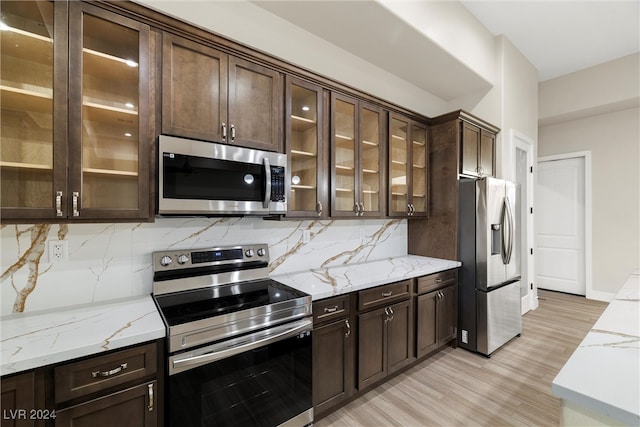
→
(315, 290, 608, 427)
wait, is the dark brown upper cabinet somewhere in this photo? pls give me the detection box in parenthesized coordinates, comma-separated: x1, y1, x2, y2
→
(330, 93, 386, 218)
(285, 77, 329, 218)
(0, 1, 152, 222)
(162, 33, 283, 152)
(461, 121, 496, 177)
(388, 113, 428, 217)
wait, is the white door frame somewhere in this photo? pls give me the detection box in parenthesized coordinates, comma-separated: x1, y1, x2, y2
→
(510, 130, 538, 313)
(537, 151, 593, 299)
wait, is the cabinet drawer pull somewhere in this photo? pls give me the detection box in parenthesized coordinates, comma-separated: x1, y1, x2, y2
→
(344, 319, 351, 338)
(324, 306, 338, 313)
(148, 383, 154, 412)
(230, 124, 236, 142)
(91, 362, 128, 378)
(436, 278, 443, 283)
(316, 201, 323, 216)
(381, 291, 393, 297)
(222, 123, 227, 141)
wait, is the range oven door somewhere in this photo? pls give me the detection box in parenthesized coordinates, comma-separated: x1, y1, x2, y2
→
(158, 135, 286, 216)
(167, 318, 313, 427)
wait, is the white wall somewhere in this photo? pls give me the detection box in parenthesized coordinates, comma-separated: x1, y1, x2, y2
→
(539, 56, 640, 297)
(539, 108, 640, 296)
(540, 53, 640, 126)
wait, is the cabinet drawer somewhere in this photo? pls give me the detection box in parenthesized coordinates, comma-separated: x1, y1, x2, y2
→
(358, 280, 411, 311)
(313, 295, 350, 325)
(416, 269, 457, 295)
(54, 342, 157, 404)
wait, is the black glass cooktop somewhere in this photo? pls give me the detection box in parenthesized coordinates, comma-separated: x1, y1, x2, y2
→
(154, 279, 308, 327)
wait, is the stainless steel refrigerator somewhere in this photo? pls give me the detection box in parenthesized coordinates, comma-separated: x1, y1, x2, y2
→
(458, 177, 522, 356)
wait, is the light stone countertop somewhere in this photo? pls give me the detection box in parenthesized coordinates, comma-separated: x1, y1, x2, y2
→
(1, 255, 460, 377)
(272, 255, 461, 301)
(552, 270, 640, 426)
(1, 295, 165, 376)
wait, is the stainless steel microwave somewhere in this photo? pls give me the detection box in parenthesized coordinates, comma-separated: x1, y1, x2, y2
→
(158, 135, 286, 216)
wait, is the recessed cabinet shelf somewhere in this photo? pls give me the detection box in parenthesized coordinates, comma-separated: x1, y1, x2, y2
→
(82, 168, 138, 177)
(335, 133, 354, 141)
(0, 161, 52, 171)
(291, 149, 316, 157)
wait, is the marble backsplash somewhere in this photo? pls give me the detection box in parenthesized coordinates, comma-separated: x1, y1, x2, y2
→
(1, 217, 406, 315)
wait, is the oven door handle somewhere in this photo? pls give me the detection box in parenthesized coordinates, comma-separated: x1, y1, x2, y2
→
(170, 318, 312, 375)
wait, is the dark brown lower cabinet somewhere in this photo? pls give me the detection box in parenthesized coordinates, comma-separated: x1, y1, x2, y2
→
(55, 381, 157, 427)
(312, 295, 355, 418)
(357, 299, 413, 390)
(1, 371, 43, 427)
(416, 271, 458, 358)
(1, 341, 162, 427)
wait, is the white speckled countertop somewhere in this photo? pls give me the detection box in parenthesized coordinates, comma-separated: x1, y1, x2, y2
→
(272, 255, 461, 301)
(552, 270, 640, 426)
(1, 295, 165, 376)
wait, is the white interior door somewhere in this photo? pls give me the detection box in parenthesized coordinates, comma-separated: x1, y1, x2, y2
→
(535, 157, 586, 295)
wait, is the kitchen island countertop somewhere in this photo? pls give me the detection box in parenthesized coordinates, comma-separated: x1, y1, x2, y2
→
(1, 295, 165, 376)
(552, 269, 640, 426)
(272, 255, 461, 301)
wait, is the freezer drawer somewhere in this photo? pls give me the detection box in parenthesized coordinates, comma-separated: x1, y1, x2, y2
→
(477, 280, 522, 355)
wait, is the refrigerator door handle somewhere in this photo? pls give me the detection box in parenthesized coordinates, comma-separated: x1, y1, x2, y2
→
(506, 197, 515, 264)
(500, 198, 509, 265)
(501, 197, 515, 265)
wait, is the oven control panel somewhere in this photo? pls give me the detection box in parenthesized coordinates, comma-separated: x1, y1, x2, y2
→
(153, 243, 270, 271)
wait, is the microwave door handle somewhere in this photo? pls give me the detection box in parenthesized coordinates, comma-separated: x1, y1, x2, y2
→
(263, 157, 271, 208)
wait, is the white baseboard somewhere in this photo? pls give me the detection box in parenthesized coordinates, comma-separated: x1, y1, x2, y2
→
(586, 290, 616, 302)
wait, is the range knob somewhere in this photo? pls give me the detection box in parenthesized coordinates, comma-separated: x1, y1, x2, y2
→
(160, 256, 172, 267)
(257, 248, 266, 257)
(245, 249, 254, 258)
(177, 254, 189, 265)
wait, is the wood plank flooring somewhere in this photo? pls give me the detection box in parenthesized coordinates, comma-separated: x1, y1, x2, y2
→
(315, 290, 608, 427)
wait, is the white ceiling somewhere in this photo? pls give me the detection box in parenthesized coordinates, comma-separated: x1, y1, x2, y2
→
(255, 0, 639, 99)
(461, 0, 640, 81)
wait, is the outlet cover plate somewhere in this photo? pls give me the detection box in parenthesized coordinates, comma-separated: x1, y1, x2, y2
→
(49, 240, 68, 263)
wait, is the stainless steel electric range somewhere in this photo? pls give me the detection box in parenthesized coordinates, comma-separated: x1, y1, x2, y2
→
(152, 243, 313, 427)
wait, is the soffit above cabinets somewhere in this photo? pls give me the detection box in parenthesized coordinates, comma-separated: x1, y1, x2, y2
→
(253, 1, 493, 101)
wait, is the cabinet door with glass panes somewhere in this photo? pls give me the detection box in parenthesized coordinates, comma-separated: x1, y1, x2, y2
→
(0, 1, 68, 221)
(388, 113, 427, 217)
(285, 77, 328, 218)
(331, 93, 384, 218)
(67, 2, 150, 220)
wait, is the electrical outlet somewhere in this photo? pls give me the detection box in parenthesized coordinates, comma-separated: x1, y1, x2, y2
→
(461, 329, 469, 344)
(302, 230, 311, 244)
(49, 240, 68, 263)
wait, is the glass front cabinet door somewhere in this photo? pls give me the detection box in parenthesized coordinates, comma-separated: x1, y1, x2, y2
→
(68, 2, 150, 220)
(388, 113, 427, 217)
(285, 77, 327, 218)
(331, 93, 384, 218)
(0, 2, 151, 222)
(0, 1, 67, 220)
